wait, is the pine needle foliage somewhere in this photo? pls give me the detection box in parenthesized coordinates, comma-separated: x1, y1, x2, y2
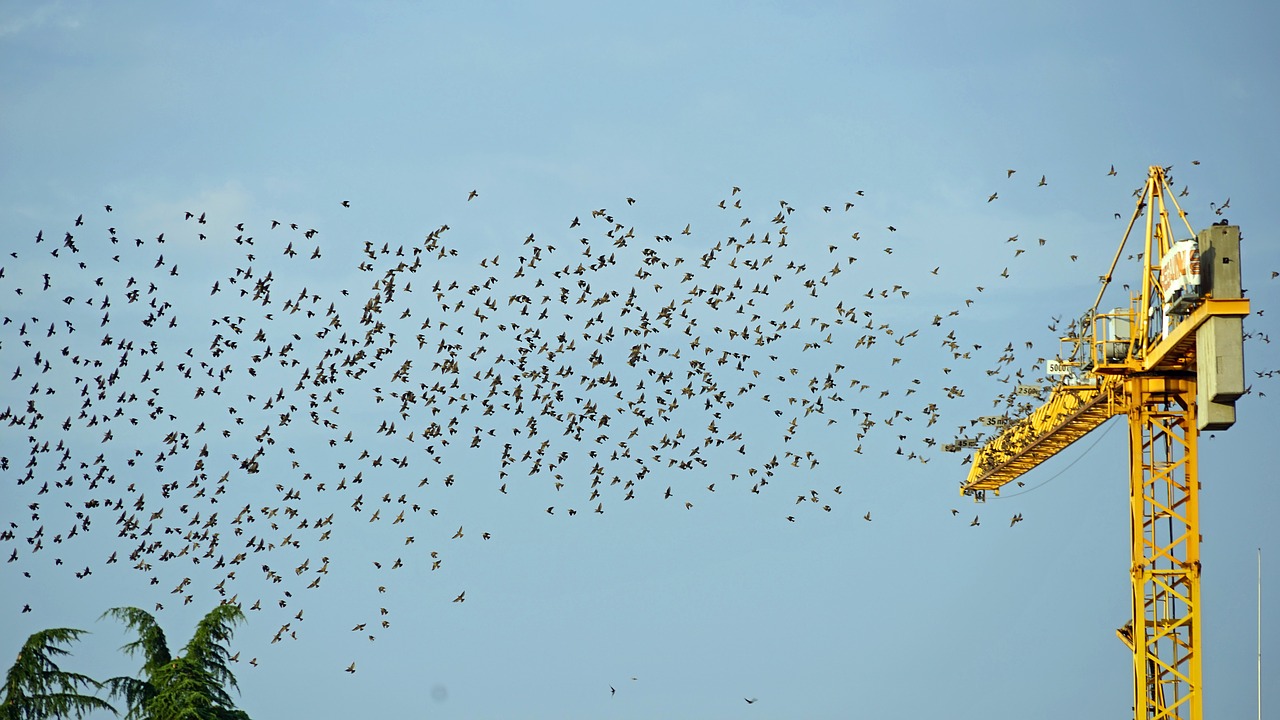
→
(103, 605, 250, 720)
(0, 628, 116, 720)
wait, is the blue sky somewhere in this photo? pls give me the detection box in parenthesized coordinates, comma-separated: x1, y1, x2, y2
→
(2, 2, 1279, 718)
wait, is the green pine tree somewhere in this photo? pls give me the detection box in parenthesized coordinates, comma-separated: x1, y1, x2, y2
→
(0, 627, 116, 720)
(103, 605, 251, 720)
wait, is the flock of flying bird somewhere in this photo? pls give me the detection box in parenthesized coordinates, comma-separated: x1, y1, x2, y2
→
(1, 166, 1271, 691)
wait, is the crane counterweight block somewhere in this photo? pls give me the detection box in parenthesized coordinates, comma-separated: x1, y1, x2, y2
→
(1194, 224, 1246, 430)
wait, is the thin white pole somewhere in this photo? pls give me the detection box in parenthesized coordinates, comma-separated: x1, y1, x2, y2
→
(1259, 547, 1262, 720)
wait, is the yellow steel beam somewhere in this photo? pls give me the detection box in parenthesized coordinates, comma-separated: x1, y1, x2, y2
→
(961, 376, 1126, 495)
(1127, 376, 1201, 720)
(1142, 298, 1249, 373)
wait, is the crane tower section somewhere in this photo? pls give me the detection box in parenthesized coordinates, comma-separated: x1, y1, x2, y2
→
(960, 166, 1249, 720)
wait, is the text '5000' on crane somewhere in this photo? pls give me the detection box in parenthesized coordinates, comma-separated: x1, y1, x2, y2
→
(960, 166, 1249, 720)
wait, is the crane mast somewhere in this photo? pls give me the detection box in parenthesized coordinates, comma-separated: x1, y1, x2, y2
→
(961, 166, 1249, 720)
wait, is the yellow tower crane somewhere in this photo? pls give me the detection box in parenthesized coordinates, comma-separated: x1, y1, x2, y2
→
(960, 166, 1250, 720)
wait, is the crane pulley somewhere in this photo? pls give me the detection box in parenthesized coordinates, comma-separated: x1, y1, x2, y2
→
(961, 166, 1249, 720)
